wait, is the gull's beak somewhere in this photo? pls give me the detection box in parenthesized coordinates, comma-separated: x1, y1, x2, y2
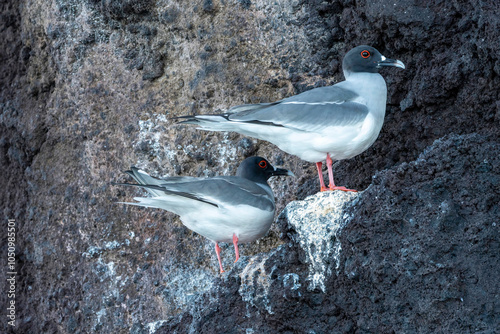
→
(272, 167, 295, 177)
(378, 55, 405, 69)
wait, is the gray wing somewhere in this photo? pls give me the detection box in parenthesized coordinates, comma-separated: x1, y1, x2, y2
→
(131, 176, 274, 211)
(228, 85, 369, 132)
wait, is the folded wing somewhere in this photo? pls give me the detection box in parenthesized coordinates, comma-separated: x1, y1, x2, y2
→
(227, 86, 369, 132)
(120, 171, 274, 212)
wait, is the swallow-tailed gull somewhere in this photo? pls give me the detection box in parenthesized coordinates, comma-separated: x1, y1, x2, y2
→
(113, 156, 293, 273)
(177, 45, 405, 191)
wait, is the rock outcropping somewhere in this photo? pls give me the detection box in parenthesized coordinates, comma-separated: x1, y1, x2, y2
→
(1, 0, 499, 333)
(155, 133, 499, 333)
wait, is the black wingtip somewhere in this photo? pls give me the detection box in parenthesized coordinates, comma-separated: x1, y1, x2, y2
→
(111, 182, 164, 192)
(172, 113, 232, 124)
(172, 115, 197, 119)
(111, 181, 134, 187)
(170, 115, 198, 122)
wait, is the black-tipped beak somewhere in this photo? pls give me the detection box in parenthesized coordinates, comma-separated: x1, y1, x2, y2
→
(272, 167, 295, 177)
(378, 56, 405, 69)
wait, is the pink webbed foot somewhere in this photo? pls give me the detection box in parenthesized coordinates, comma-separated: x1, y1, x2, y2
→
(329, 185, 358, 192)
(326, 154, 358, 192)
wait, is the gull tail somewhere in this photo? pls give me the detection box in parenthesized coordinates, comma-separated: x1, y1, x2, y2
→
(117, 197, 179, 211)
(175, 114, 230, 126)
(174, 102, 277, 129)
(119, 167, 166, 197)
(112, 171, 220, 211)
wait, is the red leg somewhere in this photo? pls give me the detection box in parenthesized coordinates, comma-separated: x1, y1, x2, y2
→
(316, 162, 328, 192)
(215, 242, 225, 273)
(233, 233, 240, 263)
(326, 154, 357, 192)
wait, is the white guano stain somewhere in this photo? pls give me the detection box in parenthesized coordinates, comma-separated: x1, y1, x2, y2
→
(284, 191, 359, 292)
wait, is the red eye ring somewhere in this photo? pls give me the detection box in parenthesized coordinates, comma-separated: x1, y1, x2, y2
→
(258, 160, 267, 168)
(361, 50, 370, 58)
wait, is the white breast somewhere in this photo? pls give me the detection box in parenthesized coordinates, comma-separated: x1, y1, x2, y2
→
(180, 204, 274, 243)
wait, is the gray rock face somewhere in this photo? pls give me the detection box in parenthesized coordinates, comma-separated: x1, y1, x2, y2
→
(1, 0, 499, 333)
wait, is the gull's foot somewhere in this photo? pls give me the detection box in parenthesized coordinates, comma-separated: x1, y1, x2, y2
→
(329, 185, 358, 192)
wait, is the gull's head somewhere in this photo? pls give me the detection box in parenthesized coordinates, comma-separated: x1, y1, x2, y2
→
(236, 156, 294, 185)
(343, 45, 405, 75)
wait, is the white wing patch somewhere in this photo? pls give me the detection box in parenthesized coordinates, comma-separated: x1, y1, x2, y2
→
(281, 101, 345, 106)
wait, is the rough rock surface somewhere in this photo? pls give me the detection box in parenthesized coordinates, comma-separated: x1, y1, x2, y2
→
(1, 0, 499, 333)
(157, 133, 500, 333)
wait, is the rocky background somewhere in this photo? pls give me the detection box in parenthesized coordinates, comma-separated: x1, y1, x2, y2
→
(1, 0, 499, 333)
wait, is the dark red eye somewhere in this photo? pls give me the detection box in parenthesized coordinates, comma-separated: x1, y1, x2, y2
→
(258, 160, 267, 168)
(361, 50, 370, 58)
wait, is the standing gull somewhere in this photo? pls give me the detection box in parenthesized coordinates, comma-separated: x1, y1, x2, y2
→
(177, 45, 405, 191)
(113, 157, 293, 273)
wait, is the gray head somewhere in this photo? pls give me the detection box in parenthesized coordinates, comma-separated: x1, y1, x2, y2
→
(236, 156, 293, 184)
(342, 45, 405, 75)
